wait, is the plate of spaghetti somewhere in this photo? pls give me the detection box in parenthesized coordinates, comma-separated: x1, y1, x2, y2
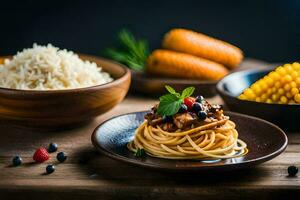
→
(92, 86, 288, 171)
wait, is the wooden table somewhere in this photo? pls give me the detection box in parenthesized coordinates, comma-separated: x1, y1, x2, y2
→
(0, 95, 300, 200)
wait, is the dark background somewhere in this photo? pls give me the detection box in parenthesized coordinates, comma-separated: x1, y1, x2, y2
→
(0, 0, 299, 63)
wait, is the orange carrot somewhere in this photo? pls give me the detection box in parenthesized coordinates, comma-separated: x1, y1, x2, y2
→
(162, 28, 243, 69)
(147, 49, 228, 80)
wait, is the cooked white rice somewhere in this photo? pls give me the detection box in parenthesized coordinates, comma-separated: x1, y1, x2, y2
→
(0, 44, 113, 90)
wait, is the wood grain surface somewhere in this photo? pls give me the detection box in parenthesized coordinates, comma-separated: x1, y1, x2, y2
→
(0, 95, 299, 200)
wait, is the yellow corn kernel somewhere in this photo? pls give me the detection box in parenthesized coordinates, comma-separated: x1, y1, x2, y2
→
(267, 88, 273, 95)
(284, 64, 293, 73)
(266, 98, 272, 103)
(283, 75, 292, 83)
(284, 83, 291, 91)
(244, 88, 255, 99)
(294, 94, 300, 103)
(255, 97, 261, 102)
(269, 72, 280, 81)
(251, 84, 261, 94)
(291, 88, 299, 95)
(292, 62, 300, 70)
(296, 77, 300, 86)
(280, 96, 288, 104)
(274, 81, 281, 89)
(266, 77, 274, 86)
(277, 67, 286, 76)
(289, 99, 296, 104)
(270, 71, 280, 81)
(290, 81, 297, 88)
(261, 94, 268, 101)
(286, 92, 293, 98)
(271, 94, 279, 101)
(258, 81, 268, 91)
(291, 71, 299, 79)
(239, 94, 247, 100)
(277, 88, 285, 95)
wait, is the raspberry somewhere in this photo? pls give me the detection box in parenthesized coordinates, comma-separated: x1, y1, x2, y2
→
(183, 97, 195, 111)
(33, 147, 50, 163)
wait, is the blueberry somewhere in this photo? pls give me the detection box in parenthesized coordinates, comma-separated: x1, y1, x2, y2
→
(46, 164, 55, 174)
(178, 104, 188, 113)
(197, 111, 207, 120)
(12, 156, 22, 166)
(162, 115, 173, 123)
(192, 102, 203, 112)
(57, 152, 67, 163)
(195, 95, 204, 103)
(48, 143, 58, 153)
(288, 166, 298, 176)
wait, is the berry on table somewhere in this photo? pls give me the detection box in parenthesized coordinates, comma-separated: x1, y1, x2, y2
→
(12, 156, 22, 166)
(33, 147, 50, 163)
(48, 143, 58, 153)
(57, 152, 67, 163)
(184, 97, 195, 111)
(46, 164, 55, 174)
(288, 166, 298, 177)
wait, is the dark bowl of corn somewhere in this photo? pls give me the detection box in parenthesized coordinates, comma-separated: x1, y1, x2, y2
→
(217, 66, 300, 131)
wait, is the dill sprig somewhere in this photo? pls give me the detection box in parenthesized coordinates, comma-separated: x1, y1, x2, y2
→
(104, 29, 149, 72)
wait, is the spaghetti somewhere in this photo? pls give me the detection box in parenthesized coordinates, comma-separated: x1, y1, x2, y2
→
(127, 87, 247, 160)
(128, 117, 247, 159)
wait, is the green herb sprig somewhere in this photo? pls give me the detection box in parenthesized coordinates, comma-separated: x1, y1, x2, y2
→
(104, 29, 149, 72)
(134, 148, 146, 157)
(157, 85, 195, 116)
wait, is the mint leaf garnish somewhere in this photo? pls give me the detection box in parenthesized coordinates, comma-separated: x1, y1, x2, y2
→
(157, 86, 195, 116)
(165, 85, 180, 98)
(181, 87, 195, 99)
(157, 94, 182, 116)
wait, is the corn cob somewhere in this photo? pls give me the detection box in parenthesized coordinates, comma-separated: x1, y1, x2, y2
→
(239, 62, 300, 104)
(147, 49, 229, 80)
(162, 28, 243, 69)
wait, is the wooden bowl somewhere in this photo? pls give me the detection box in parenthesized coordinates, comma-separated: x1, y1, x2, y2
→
(216, 68, 300, 131)
(0, 55, 131, 130)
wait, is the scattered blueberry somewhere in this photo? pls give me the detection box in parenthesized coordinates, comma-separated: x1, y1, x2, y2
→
(192, 102, 203, 112)
(288, 166, 298, 176)
(57, 152, 67, 163)
(195, 95, 204, 103)
(12, 156, 22, 166)
(46, 164, 55, 174)
(162, 115, 173, 123)
(48, 143, 58, 153)
(197, 111, 207, 120)
(178, 104, 188, 113)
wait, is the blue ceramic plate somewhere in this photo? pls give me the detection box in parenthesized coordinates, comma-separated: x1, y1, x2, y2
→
(216, 68, 300, 131)
(91, 111, 287, 171)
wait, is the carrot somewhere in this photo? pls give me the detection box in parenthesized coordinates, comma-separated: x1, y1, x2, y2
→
(0, 57, 5, 64)
(162, 28, 243, 69)
(147, 49, 229, 80)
